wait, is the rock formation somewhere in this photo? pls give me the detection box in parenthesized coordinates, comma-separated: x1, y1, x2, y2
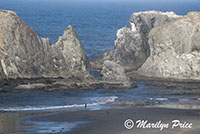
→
(0, 10, 134, 89)
(139, 12, 200, 80)
(44, 26, 91, 79)
(91, 11, 180, 72)
(0, 10, 90, 79)
(92, 10, 200, 80)
(101, 60, 132, 88)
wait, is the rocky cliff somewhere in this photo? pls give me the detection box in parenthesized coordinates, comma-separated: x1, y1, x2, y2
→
(92, 10, 200, 80)
(139, 12, 200, 80)
(91, 11, 180, 72)
(0, 10, 90, 79)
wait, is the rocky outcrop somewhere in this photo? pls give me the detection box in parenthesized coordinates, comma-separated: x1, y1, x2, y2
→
(0, 10, 90, 79)
(91, 11, 180, 72)
(0, 10, 46, 78)
(101, 60, 132, 88)
(138, 12, 200, 79)
(44, 26, 91, 78)
(129, 11, 180, 37)
(0, 10, 135, 89)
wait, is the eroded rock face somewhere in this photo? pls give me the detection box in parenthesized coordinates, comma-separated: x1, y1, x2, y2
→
(139, 12, 200, 79)
(92, 11, 180, 72)
(130, 11, 180, 37)
(101, 60, 132, 87)
(44, 26, 91, 78)
(105, 27, 147, 72)
(0, 10, 46, 78)
(0, 10, 90, 79)
(53, 26, 90, 75)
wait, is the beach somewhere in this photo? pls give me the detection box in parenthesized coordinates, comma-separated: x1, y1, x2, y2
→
(0, 106, 199, 134)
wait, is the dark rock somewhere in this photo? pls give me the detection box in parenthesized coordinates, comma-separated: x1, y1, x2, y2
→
(0, 89, 7, 94)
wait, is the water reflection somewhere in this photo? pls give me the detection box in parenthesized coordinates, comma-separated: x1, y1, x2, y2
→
(19, 121, 86, 134)
(0, 113, 22, 133)
(154, 104, 200, 110)
(0, 112, 87, 134)
(0, 112, 46, 133)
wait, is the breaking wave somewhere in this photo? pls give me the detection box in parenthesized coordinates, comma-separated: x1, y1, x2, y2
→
(0, 96, 118, 112)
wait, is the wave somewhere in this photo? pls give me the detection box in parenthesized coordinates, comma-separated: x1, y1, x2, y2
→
(155, 98, 168, 101)
(0, 96, 118, 112)
(149, 97, 168, 101)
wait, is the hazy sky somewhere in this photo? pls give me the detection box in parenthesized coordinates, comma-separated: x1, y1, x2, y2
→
(80, 0, 197, 1)
(3, 0, 200, 4)
(54, 0, 199, 2)
(16, 0, 199, 2)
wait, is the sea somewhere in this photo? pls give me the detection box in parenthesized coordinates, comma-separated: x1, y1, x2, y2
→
(1, 0, 200, 60)
(0, 0, 200, 133)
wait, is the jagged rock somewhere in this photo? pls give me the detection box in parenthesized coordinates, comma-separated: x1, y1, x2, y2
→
(0, 10, 90, 79)
(102, 27, 146, 72)
(101, 60, 133, 88)
(44, 25, 91, 78)
(91, 11, 180, 72)
(138, 12, 200, 79)
(54, 25, 90, 75)
(130, 11, 180, 37)
(90, 50, 110, 70)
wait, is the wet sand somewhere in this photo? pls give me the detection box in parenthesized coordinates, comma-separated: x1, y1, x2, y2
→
(12, 107, 200, 134)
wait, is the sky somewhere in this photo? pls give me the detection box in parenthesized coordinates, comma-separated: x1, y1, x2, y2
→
(80, 0, 197, 1)
(2, 0, 200, 5)
(39, 0, 200, 4)
(9, 0, 200, 2)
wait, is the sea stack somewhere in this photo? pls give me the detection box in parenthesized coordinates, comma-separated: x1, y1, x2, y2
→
(91, 11, 180, 72)
(0, 10, 90, 79)
(92, 10, 200, 80)
(139, 12, 200, 79)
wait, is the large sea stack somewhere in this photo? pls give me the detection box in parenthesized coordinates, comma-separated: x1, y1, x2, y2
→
(139, 12, 200, 80)
(93, 10, 200, 80)
(0, 10, 90, 79)
(91, 11, 180, 72)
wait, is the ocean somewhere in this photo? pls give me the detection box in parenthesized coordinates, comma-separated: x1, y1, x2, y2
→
(0, 0, 200, 60)
(0, 1, 200, 133)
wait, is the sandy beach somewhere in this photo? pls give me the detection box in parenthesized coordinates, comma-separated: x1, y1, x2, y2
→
(1, 107, 197, 134)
